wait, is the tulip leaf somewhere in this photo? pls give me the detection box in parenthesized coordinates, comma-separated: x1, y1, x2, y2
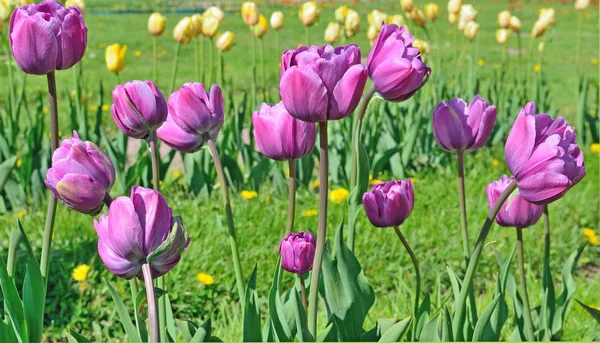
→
(576, 299, 600, 324)
(347, 138, 370, 250)
(0, 255, 27, 343)
(177, 320, 198, 342)
(190, 319, 212, 342)
(103, 278, 142, 342)
(267, 259, 292, 342)
(472, 294, 501, 341)
(291, 287, 313, 342)
(441, 305, 453, 342)
(243, 265, 262, 342)
(135, 287, 167, 316)
(419, 313, 441, 342)
(414, 293, 431, 341)
(147, 216, 189, 263)
(0, 156, 17, 191)
(481, 247, 515, 341)
(67, 330, 91, 343)
(378, 316, 412, 342)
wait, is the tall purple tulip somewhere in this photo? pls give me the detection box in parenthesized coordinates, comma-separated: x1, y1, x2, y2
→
(505, 102, 586, 205)
(432, 95, 497, 152)
(45, 131, 115, 215)
(487, 175, 543, 228)
(9, 0, 87, 75)
(157, 83, 224, 153)
(94, 186, 190, 279)
(279, 231, 316, 274)
(111, 80, 168, 139)
(279, 44, 367, 122)
(363, 179, 414, 228)
(252, 101, 317, 161)
(366, 23, 430, 102)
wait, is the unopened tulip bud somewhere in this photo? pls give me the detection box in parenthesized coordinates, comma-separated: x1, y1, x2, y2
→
(202, 15, 220, 38)
(387, 14, 405, 26)
(105, 44, 126, 73)
(538, 8, 555, 25)
(464, 21, 479, 40)
(111, 80, 167, 139)
(190, 14, 203, 36)
(459, 4, 477, 24)
(498, 10, 510, 28)
(324, 22, 341, 44)
(487, 176, 543, 228)
(216, 31, 235, 52)
(496, 29, 509, 45)
(173, 16, 195, 43)
(335, 5, 348, 24)
(148, 12, 166, 36)
(203, 6, 224, 23)
(270, 11, 284, 30)
(363, 180, 414, 228)
(367, 24, 379, 42)
(344, 9, 360, 37)
(531, 19, 547, 38)
(413, 39, 430, 57)
(279, 232, 315, 275)
(401, 0, 414, 12)
(447, 0, 461, 14)
(575, 0, 589, 10)
(253, 14, 268, 38)
(299, 1, 319, 26)
(448, 12, 458, 24)
(425, 3, 439, 21)
(65, 0, 85, 15)
(509, 15, 521, 32)
(410, 8, 427, 28)
(241, 2, 259, 26)
(368, 9, 387, 29)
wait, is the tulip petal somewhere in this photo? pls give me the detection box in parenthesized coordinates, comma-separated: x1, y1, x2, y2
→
(329, 64, 368, 120)
(10, 16, 58, 75)
(505, 103, 536, 175)
(157, 116, 205, 153)
(55, 173, 106, 213)
(280, 67, 329, 123)
(106, 196, 145, 261)
(517, 172, 570, 205)
(97, 238, 141, 279)
(130, 186, 173, 254)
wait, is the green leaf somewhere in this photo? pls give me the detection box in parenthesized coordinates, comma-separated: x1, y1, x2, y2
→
(378, 317, 411, 342)
(267, 259, 292, 342)
(103, 278, 142, 342)
(177, 320, 198, 342)
(67, 330, 91, 343)
(551, 244, 586, 338)
(414, 293, 431, 340)
(243, 266, 262, 342)
(481, 247, 515, 341)
(0, 256, 26, 343)
(291, 289, 313, 342)
(135, 287, 167, 317)
(0, 156, 17, 191)
(190, 319, 211, 342)
(472, 294, 501, 341)
(347, 139, 370, 249)
(441, 305, 453, 342)
(165, 294, 177, 341)
(576, 300, 600, 324)
(419, 313, 441, 342)
(147, 216, 189, 263)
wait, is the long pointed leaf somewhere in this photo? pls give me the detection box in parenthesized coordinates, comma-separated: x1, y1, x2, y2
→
(103, 278, 142, 342)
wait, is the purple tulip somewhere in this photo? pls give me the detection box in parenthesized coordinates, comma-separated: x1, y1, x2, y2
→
(363, 179, 414, 228)
(94, 186, 190, 279)
(487, 175, 543, 228)
(252, 101, 317, 161)
(366, 23, 431, 102)
(45, 131, 115, 215)
(432, 95, 497, 152)
(157, 83, 224, 153)
(505, 102, 586, 205)
(111, 80, 168, 139)
(9, 0, 87, 75)
(279, 44, 367, 123)
(279, 231, 316, 274)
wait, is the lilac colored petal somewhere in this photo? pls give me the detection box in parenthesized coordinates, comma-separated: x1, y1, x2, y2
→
(280, 67, 329, 123)
(505, 103, 536, 175)
(329, 65, 368, 120)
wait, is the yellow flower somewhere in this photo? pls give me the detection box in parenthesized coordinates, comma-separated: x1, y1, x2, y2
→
(241, 2, 259, 26)
(17, 210, 26, 218)
(216, 31, 235, 52)
(16, 159, 22, 168)
(65, 0, 85, 14)
(368, 9, 387, 29)
(134, 50, 142, 57)
(463, 21, 479, 40)
(310, 180, 320, 189)
(409, 8, 427, 28)
(335, 6, 348, 24)
(591, 143, 600, 153)
(498, 10, 511, 28)
(534, 64, 541, 73)
(344, 9, 360, 37)
(583, 228, 596, 238)
(409, 177, 417, 184)
(253, 15, 268, 38)
(148, 12, 166, 36)
(43, 107, 49, 114)
(400, 0, 414, 12)
(201, 15, 220, 38)
(72, 264, 90, 282)
(329, 188, 350, 204)
(575, 0, 590, 10)
(241, 190, 258, 199)
(173, 171, 181, 179)
(173, 16, 195, 43)
(190, 14, 203, 37)
(509, 15, 521, 32)
(105, 44, 127, 73)
(496, 29, 510, 45)
(478, 59, 485, 66)
(447, 0, 461, 14)
(270, 11, 284, 30)
(492, 159, 500, 167)
(324, 22, 341, 44)
(590, 235, 599, 246)
(387, 14, 404, 27)
(102, 104, 109, 111)
(299, 1, 320, 26)
(448, 12, 458, 24)
(369, 179, 383, 186)
(302, 209, 318, 217)
(425, 3, 440, 21)
(413, 39, 430, 57)
(592, 58, 599, 65)
(203, 6, 224, 23)
(196, 272, 214, 285)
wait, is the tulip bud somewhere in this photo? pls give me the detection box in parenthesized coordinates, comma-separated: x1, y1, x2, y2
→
(65, 0, 85, 15)
(447, 0, 461, 14)
(324, 22, 341, 44)
(425, 3, 439, 21)
(487, 176, 543, 228)
(575, 0, 589, 10)
(459, 4, 477, 25)
(105, 44, 126, 73)
(202, 14, 220, 38)
(299, 1, 319, 26)
(253, 14, 268, 38)
(241, 2, 259, 26)
(216, 31, 235, 52)
(366, 24, 379, 43)
(368, 9, 387, 30)
(173, 16, 195, 43)
(530, 19, 547, 38)
(538, 8, 555, 26)
(190, 14, 203, 37)
(335, 5, 348, 24)
(498, 10, 510, 28)
(413, 39, 430, 57)
(387, 14, 405, 26)
(363, 180, 414, 228)
(509, 15, 521, 32)
(270, 11, 284, 30)
(148, 12, 166, 36)
(448, 12, 458, 24)
(463, 21, 479, 40)
(496, 29, 509, 45)
(95, 186, 190, 279)
(410, 8, 427, 28)
(45, 131, 116, 215)
(344, 9, 360, 37)
(279, 232, 315, 275)
(400, 0, 414, 12)
(0, 0, 15, 21)
(111, 80, 167, 139)
(203, 6, 224, 23)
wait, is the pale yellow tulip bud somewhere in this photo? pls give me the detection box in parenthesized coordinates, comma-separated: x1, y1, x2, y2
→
(345, 9, 360, 37)
(496, 29, 509, 45)
(241, 2, 259, 26)
(148, 12, 166, 36)
(299, 2, 319, 26)
(253, 14, 268, 38)
(105, 44, 127, 73)
(509, 15, 521, 32)
(270, 11, 284, 30)
(498, 10, 511, 28)
(216, 31, 235, 52)
(387, 14, 405, 26)
(324, 22, 341, 44)
(538, 8, 555, 26)
(173, 17, 195, 43)
(204, 6, 224, 23)
(335, 6, 349, 24)
(410, 8, 426, 28)
(464, 21, 479, 40)
(367, 24, 379, 42)
(530, 19, 547, 38)
(400, 0, 414, 12)
(0, 0, 16, 21)
(202, 15, 220, 38)
(368, 9, 388, 29)
(447, 0, 462, 14)
(191, 14, 203, 36)
(413, 39, 430, 57)
(65, 0, 85, 14)
(448, 12, 458, 24)
(425, 3, 439, 21)
(575, 0, 590, 10)
(459, 4, 477, 23)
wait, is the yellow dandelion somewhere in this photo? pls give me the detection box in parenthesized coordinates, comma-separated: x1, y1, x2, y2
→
(369, 179, 383, 186)
(101, 104, 110, 111)
(302, 209, 318, 217)
(17, 210, 26, 218)
(591, 143, 600, 153)
(492, 159, 500, 167)
(196, 272, 214, 285)
(329, 188, 350, 204)
(43, 107, 49, 114)
(135, 50, 142, 57)
(16, 159, 22, 168)
(593, 58, 598, 65)
(477, 59, 484, 66)
(583, 228, 596, 238)
(590, 235, 599, 246)
(173, 171, 181, 179)
(310, 180, 320, 189)
(241, 190, 258, 199)
(534, 64, 541, 72)
(72, 264, 90, 282)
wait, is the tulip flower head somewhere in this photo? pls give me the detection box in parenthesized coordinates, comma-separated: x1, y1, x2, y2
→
(387, 14, 404, 26)
(487, 175, 543, 229)
(447, 0, 461, 14)
(368, 9, 387, 30)
(105, 43, 126, 73)
(0, 0, 16, 22)
(324, 22, 341, 44)
(253, 14, 268, 38)
(335, 5, 348, 24)
(241, 2, 259, 26)
(367, 24, 378, 44)
(190, 14, 203, 37)
(498, 10, 511, 28)
(279, 44, 367, 123)
(216, 31, 235, 52)
(279, 231, 316, 275)
(270, 11, 284, 30)
(575, 0, 590, 10)
(496, 29, 510, 45)
(463, 21, 479, 40)
(65, 0, 85, 15)
(363, 179, 414, 228)
(413, 39, 430, 58)
(202, 14, 220, 38)
(409, 8, 427, 28)
(173, 16, 195, 43)
(203, 6, 224, 23)
(94, 186, 190, 280)
(509, 15, 521, 32)
(299, 1, 319, 26)
(448, 12, 458, 24)
(9, 0, 87, 75)
(401, 0, 414, 12)
(504, 102, 586, 205)
(45, 131, 116, 215)
(344, 9, 360, 37)
(425, 3, 439, 21)
(458, 4, 477, 30)
(148, 12, 166, 36)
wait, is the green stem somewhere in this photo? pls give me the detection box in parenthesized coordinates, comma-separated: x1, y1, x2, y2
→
(305, 26, 310, 46)
(252, 32, 257, 107)
(209, 38, 215, 85)
(276, 30, 280, 55)
(40, 71, 60, 282)
(129, 279, 142, 338)
(308, 122, 328, 336)
(7, 229, 22, 278)
(142, 264, 159, 343)
(286, 159, 297, 235)
(516, 227, 535, 341)
(170, 43, 182, 93)
(153, 36, 158, 82)
(195, 38, 200, 81)
(457, 150, 470, 258)
(4, 38, 16, 114)
(219, 51, 225, 86)
(300, 273, 308, 312)
(206, 138, 246, 302)
(201, 36, 205, 84)
(260, 38, 266, 101)
(452, 179, 518, 339)
(575, 11, 583, 73)
(394, 226, 420, 342)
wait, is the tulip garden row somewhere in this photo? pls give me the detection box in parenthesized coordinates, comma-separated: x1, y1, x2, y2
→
(0, 0, 598, 342)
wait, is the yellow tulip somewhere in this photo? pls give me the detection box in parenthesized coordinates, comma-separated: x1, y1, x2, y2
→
(344, 9, 360, 37)
(65, 0, 85, 14)
(335, 5, 348, 24)
(173, 16, 195, 44)
(387, 14, 405, 26)
(366, 24, 379, 43)
(410, 8, 427, 28)
(538, 8, 555, 25)
(530, 19, 547, 38)
(463, 21, 479, 40)
(509, 15, 521, 32)
(203, 6, 224, 23)
(324, 22, 341, 44)
(400, 0, 414, 12)
(270, 11, 284, 30)
(216, 31, 235, 52)
(253, 14, 268, 38)
(458, 4, 477, 30)
(299, 1, 319, 26)
(498, 10, 510, 28)
(241, 2, 259, 26)
(191, 14, 203, 36)
(447, 0, 461, 14)
(575, 0, 589, 10)
(105, 44, 127, 73)
(202, 15, 220, 38)
(413, 39, 430, 56)
(496, 29, 509, 45)
(448, 12, 458, 24)
(368, 9, 387, 29)
(0, 0, 15, 21)
(425, 3, 439, 21)
(147, 12, 166, 36)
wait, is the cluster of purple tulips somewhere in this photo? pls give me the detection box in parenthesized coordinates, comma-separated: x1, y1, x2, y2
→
(7, 0, 586, 341)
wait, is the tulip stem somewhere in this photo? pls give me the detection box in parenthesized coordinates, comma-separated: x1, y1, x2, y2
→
(142, 264, 159, 343)
(456, 151, 470, 258)
(104, 193, 113, 207)
(452, 179, 517, 340)
(206, 138, 246, 302)
(201, 36, 205, 84)
(209, 38, 215, 85)
(300, 273, 308, 312)
(170, 43, 182, 93)
(394, 226, 420, 342)
(195, 38, 200, 81)
(305, 26, 310, 46)
(7, 229, 22, 278)
(308, 122, 328, 337)
(252, 32, 257, 107)
(153, 36, 158, 82)
(276, 30, 280, 56)
(575, 11, 583, 73)
(260, 38, 266, 101)
(286, 159, 297, 235)
(219, 51, 225, 86)
(129, 279, 143, 338)
(3, 39, 16, 114)
(40, 71, 60, 282)
(516, 227, 535, 341)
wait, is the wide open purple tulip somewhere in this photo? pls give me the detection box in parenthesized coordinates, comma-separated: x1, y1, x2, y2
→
(366, 23, 431, 102)
(432, 95, 497, 152)
(363, 179, 414, 228)
(157, 83, 224, 153)
(9, 0, 87, 75)
(487, 175, 543, 228)
(279, 44, 367, 123)
(94, 186, 190, 279)
(505, 102, 586, 205)
(45, 131, 115, 215)
(252, 101, 317, 161)
(111, 80, 168, 139)
(279, 231, 316, 275)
